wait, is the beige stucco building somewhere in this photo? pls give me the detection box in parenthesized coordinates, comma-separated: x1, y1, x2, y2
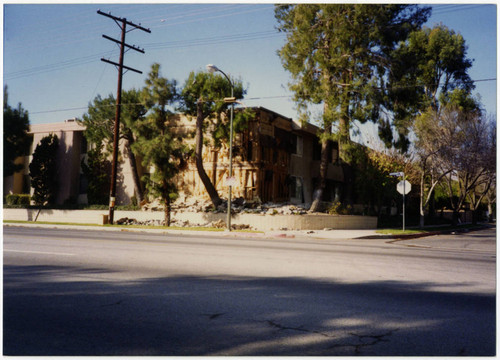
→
(4, 119, 89, 204)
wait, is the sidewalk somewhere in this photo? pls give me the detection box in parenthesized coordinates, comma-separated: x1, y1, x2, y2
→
(3, 221, 379, 241)
(3, 221, 494, 244)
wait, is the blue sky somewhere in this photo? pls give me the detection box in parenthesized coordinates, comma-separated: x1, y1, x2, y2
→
(3, 3, 497, 145)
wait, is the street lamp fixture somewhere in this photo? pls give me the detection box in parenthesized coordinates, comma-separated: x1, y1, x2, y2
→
(206, 64, 235, 231)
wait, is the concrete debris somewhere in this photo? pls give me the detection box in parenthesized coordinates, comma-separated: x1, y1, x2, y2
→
(232, 224, 250, 230)
(210, 219, 226, 228)
(141, 198, 310, 216)
(132, 198, 311, 229)
(116, 217, 138, 225)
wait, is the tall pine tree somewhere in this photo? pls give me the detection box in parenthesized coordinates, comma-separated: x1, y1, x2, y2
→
(275, 4, 430, 210)
(133, 63, 188, 225)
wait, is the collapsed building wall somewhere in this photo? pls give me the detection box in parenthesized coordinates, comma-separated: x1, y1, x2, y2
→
(174, 107, 344, 205)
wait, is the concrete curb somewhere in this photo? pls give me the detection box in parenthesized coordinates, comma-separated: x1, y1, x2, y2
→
(357, 225, 493, 241)
(3, 222, 375, 241)
(3, 221, 492, 242)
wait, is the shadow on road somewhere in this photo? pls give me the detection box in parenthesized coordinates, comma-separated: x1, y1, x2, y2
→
(3, 264, 496, 356)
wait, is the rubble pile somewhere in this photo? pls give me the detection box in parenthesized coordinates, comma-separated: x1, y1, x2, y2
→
(121, 197, 311, 229)
(167, 197, 310, 216)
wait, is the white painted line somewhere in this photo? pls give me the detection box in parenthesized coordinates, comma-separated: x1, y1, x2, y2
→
(4, 249, 75, 256)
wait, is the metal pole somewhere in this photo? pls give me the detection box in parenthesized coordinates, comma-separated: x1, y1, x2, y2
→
(205, 65, 235, 231)
(108, 18, 126, 225)
(403, 177, 406, 232)
(227, 86, 234, 231)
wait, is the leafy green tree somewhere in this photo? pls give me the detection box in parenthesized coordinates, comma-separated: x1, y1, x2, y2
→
(179, 70, 249, 207)
(79, 89, 147, 204)
(275, 4, 430, 210)
(133, 63, 188, 225)
(4, 85, 31, 177)
(385, 24, 475, 150)
(81, 145, 111, 205)
(353, 145, 411, 219)
(29, 134, 59, 206)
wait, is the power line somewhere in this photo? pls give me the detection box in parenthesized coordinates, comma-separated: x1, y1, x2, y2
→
(5, 30, 283, 80)
(5, 4, 270, 56)
(4, 51, 116, 80)
(8, 3, 488, 81)
(431, 4, 486, 15)
(28, 77, 497, 116)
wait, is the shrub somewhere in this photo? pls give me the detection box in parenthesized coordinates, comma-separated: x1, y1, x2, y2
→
(29, 134, 59, 205)
(328, 201, 353, 215)
(5, 194, 31, 206)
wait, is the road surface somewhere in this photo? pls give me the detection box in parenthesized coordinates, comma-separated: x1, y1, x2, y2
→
(3, 225, 496, 356)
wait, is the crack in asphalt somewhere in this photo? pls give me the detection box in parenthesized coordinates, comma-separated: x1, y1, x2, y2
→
(201, 314, 399, 355)
(265, 319, 399, 355)
(201, 312, 226, 320)
(265, 319, 334, 338)
(99, 300, 123, 307)
(330, 329, 399, 354)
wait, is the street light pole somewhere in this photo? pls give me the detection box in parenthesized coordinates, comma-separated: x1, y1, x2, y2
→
(206, 64, 235, 231)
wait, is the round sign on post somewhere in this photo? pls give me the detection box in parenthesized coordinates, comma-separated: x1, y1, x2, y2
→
(397, 180, 411, 195)
(226, 176, 237, 187)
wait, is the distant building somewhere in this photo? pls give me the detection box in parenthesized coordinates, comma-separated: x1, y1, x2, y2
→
(4, 119, 88, 205)
(4, 108, 346, 206)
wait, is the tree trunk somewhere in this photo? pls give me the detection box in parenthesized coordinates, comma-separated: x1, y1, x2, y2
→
(309, 132, 330, 213)
(163, 183, 171, 227)
(419, 172, 425, 228)
(338, 98, 353, 205)
(196, 100, 222, 207)
(164, 197, 171, 227)
(488, 201, 494, 222)
(124, 137, 144, 205)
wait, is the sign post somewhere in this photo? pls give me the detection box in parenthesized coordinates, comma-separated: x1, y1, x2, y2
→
(397, 180, 411, 231)
(390, 172, 411, 232)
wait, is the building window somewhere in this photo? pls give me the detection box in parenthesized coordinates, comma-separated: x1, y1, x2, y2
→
(290, 176, 304, 203)
(313, 141, 321, 161)
(80, 135, 88, 154)
(296, 136, 303, 156)
(290, 134, 303, 156)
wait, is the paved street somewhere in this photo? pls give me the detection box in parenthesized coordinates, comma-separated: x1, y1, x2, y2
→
(3, 225, 496, 356)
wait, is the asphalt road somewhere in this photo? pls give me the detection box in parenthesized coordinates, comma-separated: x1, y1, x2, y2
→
(3, 225, 496, 356)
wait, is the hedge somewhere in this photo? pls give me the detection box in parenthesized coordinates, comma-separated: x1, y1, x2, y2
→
(5, 194, 31, 206)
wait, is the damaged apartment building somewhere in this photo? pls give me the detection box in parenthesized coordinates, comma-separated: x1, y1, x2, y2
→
(176, 107, 344, 206)
(4, 107, 345, 207)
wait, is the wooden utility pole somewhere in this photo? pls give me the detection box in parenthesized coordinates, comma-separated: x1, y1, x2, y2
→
(98, 10, 150, 224)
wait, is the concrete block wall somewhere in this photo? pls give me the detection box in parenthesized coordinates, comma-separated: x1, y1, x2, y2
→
(3, 209, 377, 231)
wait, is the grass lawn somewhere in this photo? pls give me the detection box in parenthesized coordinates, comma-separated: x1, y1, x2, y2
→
(376, 229, 424, 235)
(377, 223, 489, 235)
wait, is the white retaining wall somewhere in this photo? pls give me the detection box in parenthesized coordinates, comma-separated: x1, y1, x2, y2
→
(2, 209, 377, 231)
